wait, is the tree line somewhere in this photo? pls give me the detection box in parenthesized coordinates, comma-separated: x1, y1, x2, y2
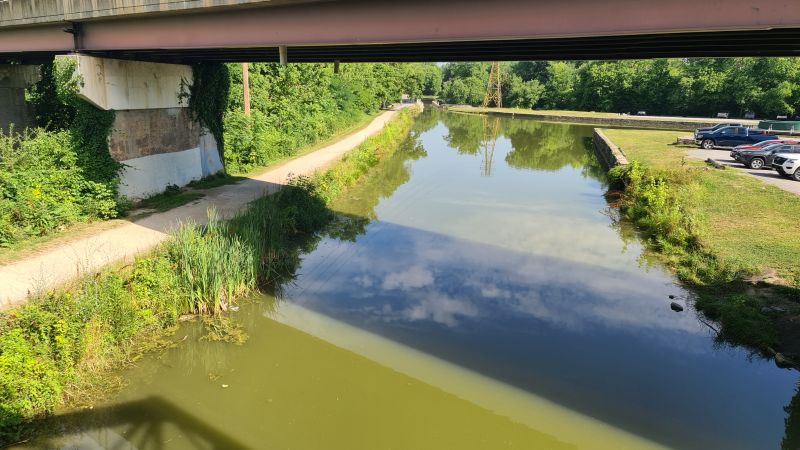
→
(439, 58, 800, 118)
(223, 62, 441, 172)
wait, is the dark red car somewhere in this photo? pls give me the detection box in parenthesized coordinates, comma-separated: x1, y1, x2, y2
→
(732, 139, 799, 152)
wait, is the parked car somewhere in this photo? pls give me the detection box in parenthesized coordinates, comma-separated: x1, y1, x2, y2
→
(695, 123, 743, 137)
(772, 153, 800, 181)
(695, 126, 777, 149)
(732, 139, 799, 152)
(732, 143, 800, 169)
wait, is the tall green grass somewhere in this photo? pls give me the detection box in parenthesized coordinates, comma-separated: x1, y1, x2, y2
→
(168, 210, 256, 315)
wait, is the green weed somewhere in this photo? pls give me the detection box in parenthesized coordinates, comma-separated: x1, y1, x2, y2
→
(605, 129, 800, 354)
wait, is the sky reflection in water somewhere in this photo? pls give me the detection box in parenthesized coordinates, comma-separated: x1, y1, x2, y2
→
(280, 111, 796, 450)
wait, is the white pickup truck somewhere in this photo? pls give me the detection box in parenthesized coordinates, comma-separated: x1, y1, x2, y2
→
(772, 153, 800, 181)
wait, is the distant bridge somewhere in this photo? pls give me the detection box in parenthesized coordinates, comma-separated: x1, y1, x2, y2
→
(1, 0, 800, 64)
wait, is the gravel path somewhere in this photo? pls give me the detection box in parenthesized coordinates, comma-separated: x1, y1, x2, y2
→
(0, 108, 403, 309)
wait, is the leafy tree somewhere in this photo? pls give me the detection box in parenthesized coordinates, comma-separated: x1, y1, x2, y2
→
(504, 75, 544, 109)
(541, 62, 577, 109)
(512, 61, 550, 84)
(441, 76, 486, 105)
(224, 62, 440, 172)
(441, 57, 800, 119)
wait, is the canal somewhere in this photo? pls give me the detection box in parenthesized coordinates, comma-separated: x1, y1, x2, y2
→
(20, 111, 798, 449)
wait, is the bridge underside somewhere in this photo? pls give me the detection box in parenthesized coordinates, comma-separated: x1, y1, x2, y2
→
(1, 0, 799, 64)
(4, 28, 800, 65)
(83, 29, 800, 64)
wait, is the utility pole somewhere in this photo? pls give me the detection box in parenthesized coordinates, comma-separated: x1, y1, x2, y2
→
(482, 62, 503, 108)
(480, 116, 500, 176)
(242, 63, 251, 116)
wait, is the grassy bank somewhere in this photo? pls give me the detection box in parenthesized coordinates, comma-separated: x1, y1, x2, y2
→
(601, 128, 800, 356)
(0, 107, 419, 441)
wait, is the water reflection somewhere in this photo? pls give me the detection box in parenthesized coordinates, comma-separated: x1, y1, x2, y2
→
(479, 116, 500, 176)
(20, 111, 799, 450)
(503, 117, 587, 171)
(282, 111, 797, 450)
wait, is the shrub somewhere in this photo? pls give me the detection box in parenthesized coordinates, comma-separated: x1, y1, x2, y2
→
(0, 129, 119, 246)
(610, 161, 697, 252)
(1, 59, 121, 248)
(0, 329, 62, 430)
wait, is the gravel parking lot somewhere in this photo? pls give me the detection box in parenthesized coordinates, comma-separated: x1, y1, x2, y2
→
(686, 148, 800, 196)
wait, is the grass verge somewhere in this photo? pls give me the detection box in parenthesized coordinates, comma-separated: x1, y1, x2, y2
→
(0, 106, 420, 442)
(602, 128, 800, 357)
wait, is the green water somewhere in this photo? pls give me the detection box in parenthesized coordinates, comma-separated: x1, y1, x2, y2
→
(19, 111, 798, 449)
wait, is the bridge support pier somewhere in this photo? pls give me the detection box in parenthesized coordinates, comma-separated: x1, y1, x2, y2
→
(0, 65, 39, 134)
(60, 55, 224, 201)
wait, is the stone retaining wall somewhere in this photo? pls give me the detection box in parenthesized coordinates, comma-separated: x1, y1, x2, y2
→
(592, 128, 629, 168)
(478, 110, 744, 131)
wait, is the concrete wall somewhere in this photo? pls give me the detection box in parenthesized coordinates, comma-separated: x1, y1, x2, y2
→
(113, 110, 224, 200)
(0, 65, 39, 133)
(118, 137, 223, 200)
(73, 55, 190, 110)
(481, 110, 751, 132)
(592, 128, 629, 168)
(62, 54, 224, 200)
(109, 108, 201, 161)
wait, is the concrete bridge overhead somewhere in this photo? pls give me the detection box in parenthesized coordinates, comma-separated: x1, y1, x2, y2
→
(1, 0, 800, 63)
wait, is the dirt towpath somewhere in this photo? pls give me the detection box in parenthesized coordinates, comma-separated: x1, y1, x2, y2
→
(0, 108, 403, 310)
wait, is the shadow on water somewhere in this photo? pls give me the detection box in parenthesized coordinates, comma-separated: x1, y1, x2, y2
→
(10, 397, 249, 449)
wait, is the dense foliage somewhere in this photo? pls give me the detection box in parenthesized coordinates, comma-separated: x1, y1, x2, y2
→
(0, 59, 119, 247)
(440, 58, 800, 118)
(223, 62, 438, 172)
(0, 130, 118, 247)
(187, 63, 231, 165)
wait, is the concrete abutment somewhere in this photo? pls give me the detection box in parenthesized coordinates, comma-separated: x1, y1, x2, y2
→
(60, 54, 224, 200)
(0, 64, 39, 133)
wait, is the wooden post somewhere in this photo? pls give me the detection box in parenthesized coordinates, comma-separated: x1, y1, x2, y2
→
(334, 60, 340, 74)
(279, 46, 288, 65)
(242, 63, 251, 116)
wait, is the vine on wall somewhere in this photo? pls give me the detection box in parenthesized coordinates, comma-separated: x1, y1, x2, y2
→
(29, 58, 120, 185)
(186, 62, 231, 167)
(0, 58, 121, 245)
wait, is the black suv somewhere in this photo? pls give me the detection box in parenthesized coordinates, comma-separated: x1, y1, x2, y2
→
(733, 143, 800, 169)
